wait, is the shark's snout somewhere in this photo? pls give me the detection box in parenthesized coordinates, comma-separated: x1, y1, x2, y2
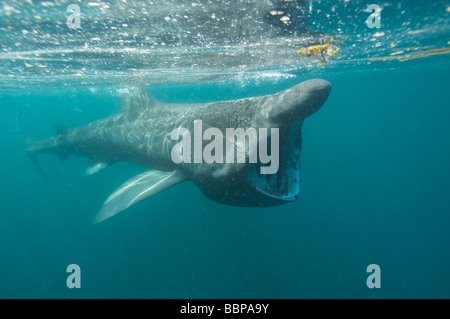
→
(305, 79, 332, 97)
(259, 78, 332, 127)
(284, 78, 331, 120)
(299, 79, 331, 117)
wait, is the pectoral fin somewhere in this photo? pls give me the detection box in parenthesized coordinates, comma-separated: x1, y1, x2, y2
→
(94, 169, 185, 223)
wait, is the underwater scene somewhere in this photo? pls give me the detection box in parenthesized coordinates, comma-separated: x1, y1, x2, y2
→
(0, 0, 449, 299)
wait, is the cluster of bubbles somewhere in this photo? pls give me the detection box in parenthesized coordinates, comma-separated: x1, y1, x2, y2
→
(0, 0, 448, 90)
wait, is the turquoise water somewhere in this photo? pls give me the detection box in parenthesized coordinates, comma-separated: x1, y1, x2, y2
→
(1, 0, 450, 298)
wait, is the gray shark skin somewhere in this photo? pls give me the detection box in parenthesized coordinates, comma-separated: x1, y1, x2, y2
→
(27, 79, 331, 223)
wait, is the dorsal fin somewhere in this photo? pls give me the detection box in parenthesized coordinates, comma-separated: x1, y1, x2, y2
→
(121, 86, 159, 112)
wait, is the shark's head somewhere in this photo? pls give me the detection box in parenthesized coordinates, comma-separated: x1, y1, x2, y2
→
(187, 79, 332, 207)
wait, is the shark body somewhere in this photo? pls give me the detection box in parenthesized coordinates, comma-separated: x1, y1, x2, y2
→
(28, 79, 331, 222)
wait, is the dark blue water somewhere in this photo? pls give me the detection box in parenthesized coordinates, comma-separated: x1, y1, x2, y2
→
(1, 64, 449, 298)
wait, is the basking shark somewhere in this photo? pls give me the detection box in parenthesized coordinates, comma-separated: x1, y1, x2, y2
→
(27, 79, 331, 223)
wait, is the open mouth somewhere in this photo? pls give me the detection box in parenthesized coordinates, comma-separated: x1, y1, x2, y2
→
(247, 120, 303, 201)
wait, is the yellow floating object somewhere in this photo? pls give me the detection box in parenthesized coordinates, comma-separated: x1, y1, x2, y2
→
(297, 40, 341, 67)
